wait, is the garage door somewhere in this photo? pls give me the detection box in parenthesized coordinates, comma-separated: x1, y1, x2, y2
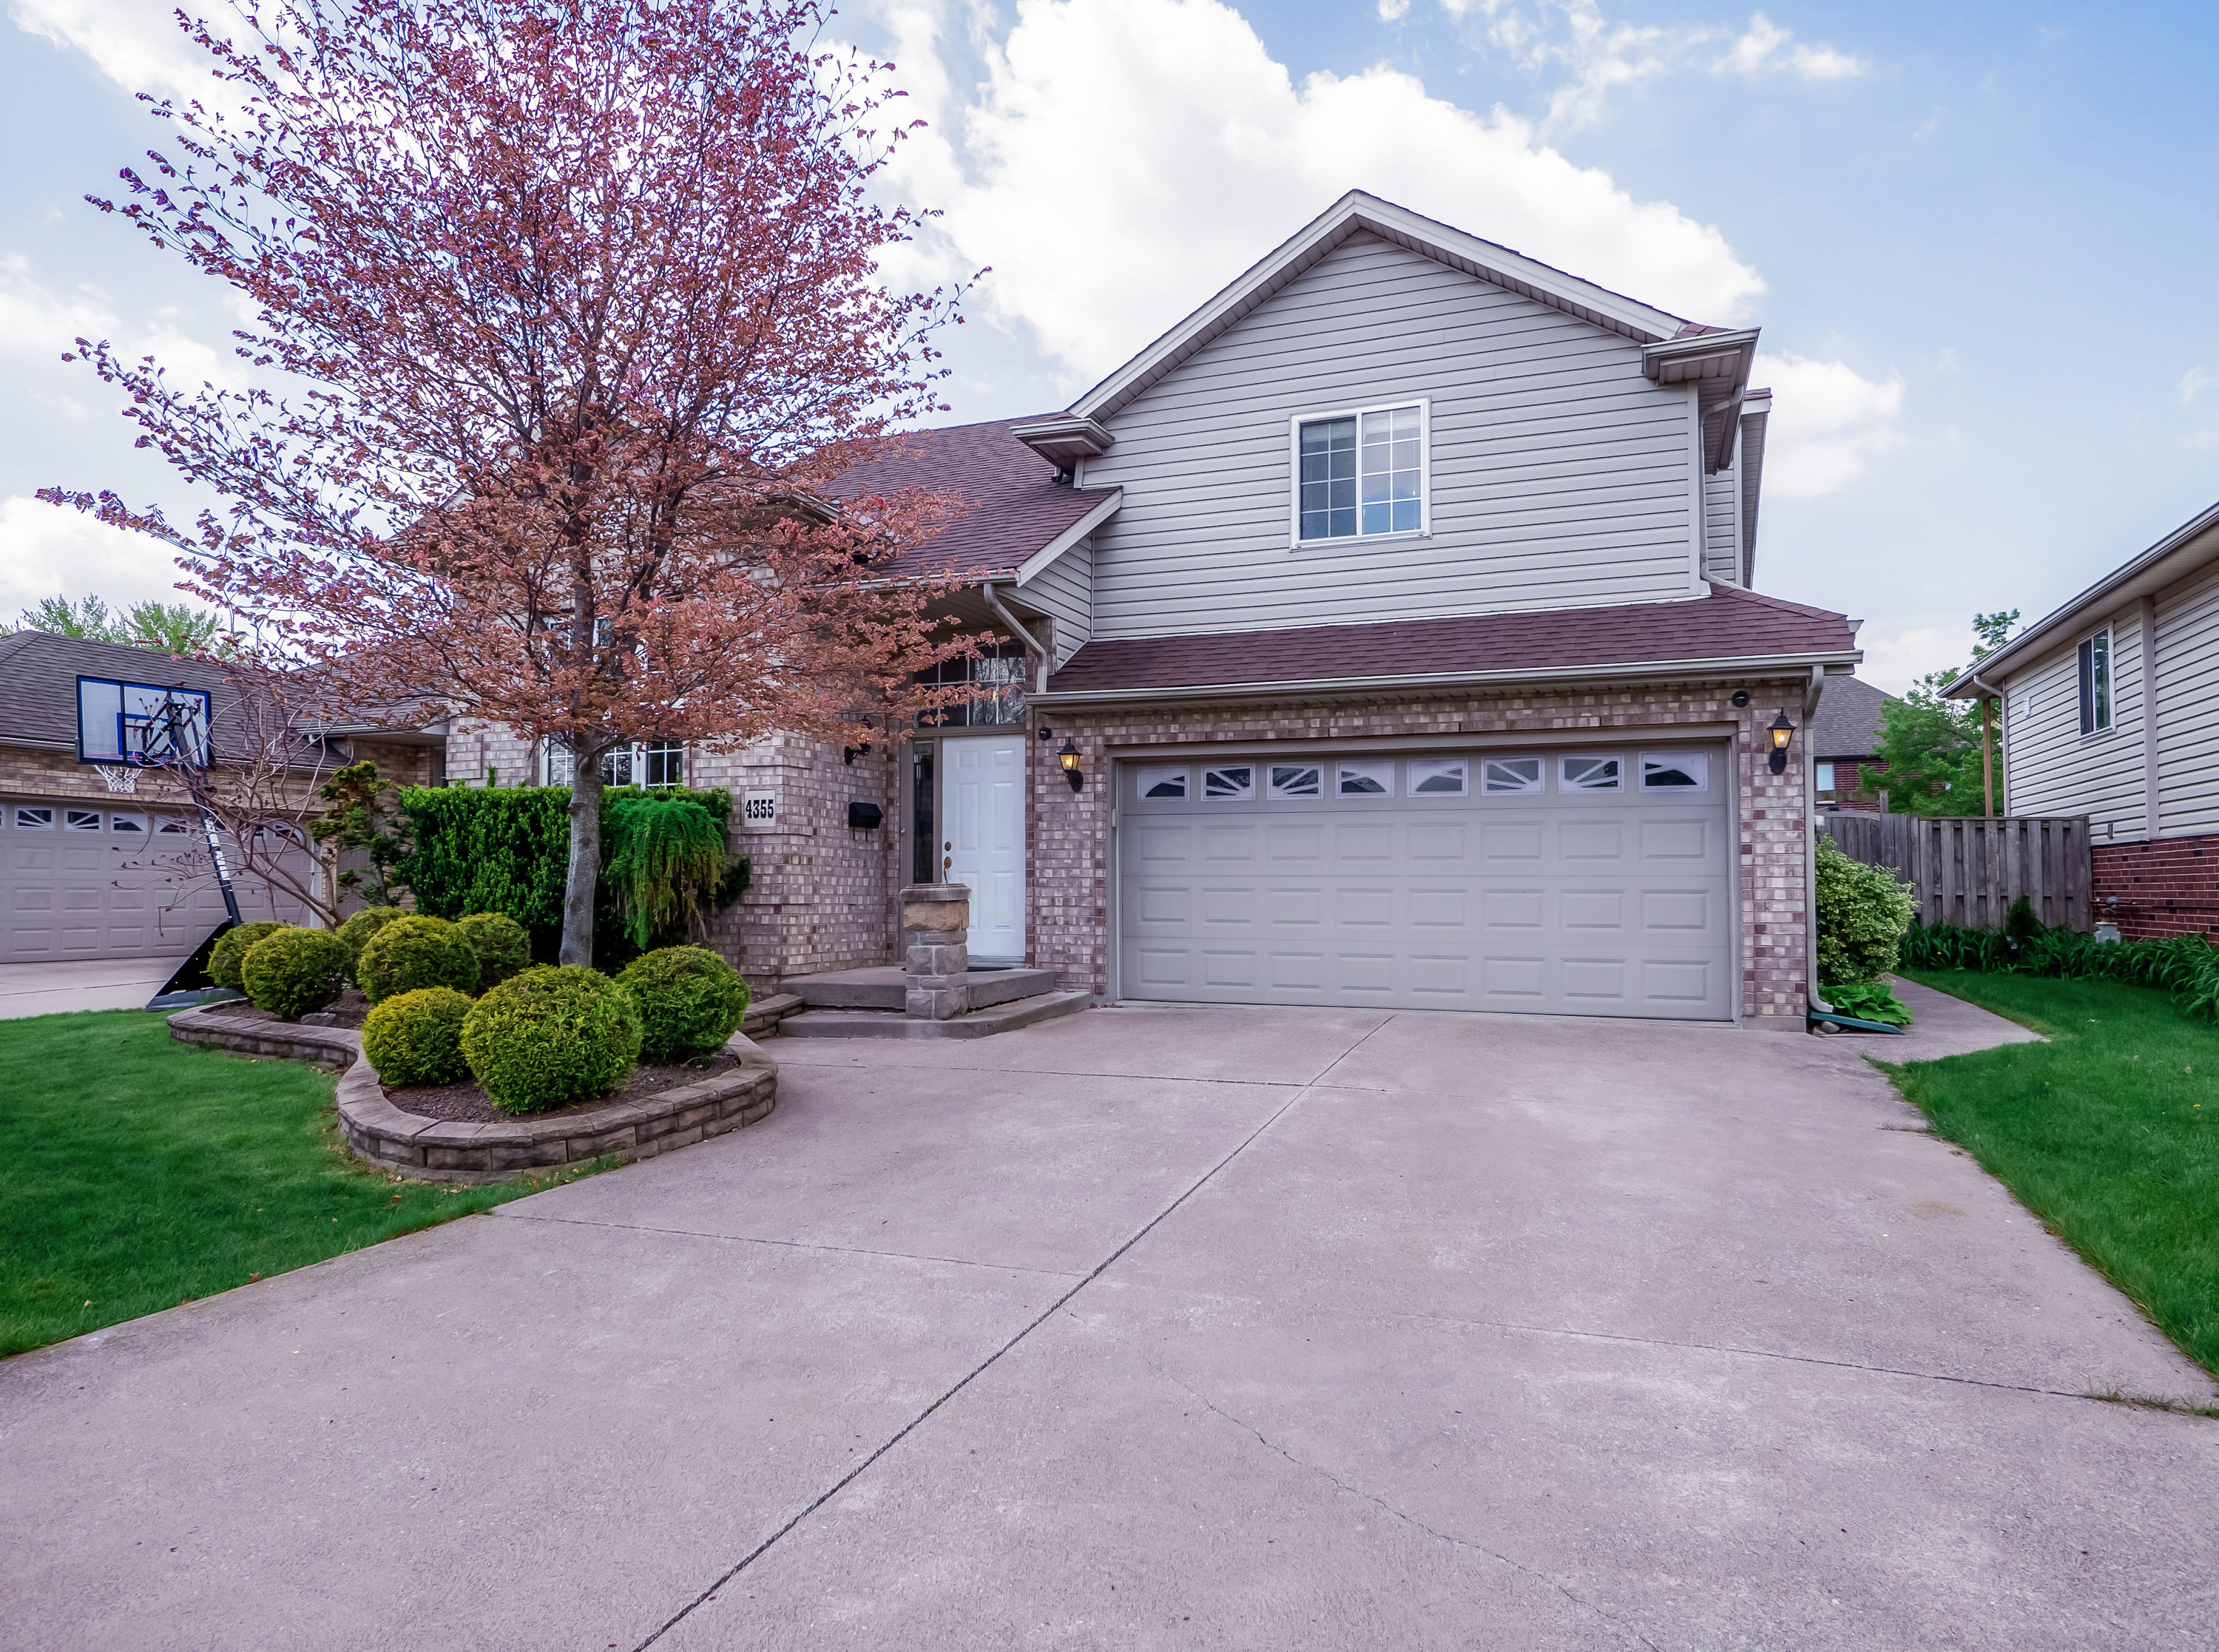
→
(1, 798, 234, 962)
(1116, 745, 1733, 1020)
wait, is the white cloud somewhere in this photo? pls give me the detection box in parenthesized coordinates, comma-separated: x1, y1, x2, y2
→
(0, 495, 193, 620)
(873, 0, 1764, 385)
(1753, 351, 1905, 498)
(1377, 0, 1411, 18)
(1853, 620, 1960, 697)
(1715, 10, 1864, 80)
(7, 0, 216, 101)
(2178, 366, 2218, 405)
(0, 255, 233, 387)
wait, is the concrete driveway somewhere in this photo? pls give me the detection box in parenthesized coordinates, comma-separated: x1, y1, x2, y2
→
(0, 956, 180, 1019)
(5, 990, 2216, 1650)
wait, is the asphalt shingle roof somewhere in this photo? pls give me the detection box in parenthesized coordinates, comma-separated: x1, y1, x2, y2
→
(1044, 583, 1857, 696)
(1807, 673, 1895, 759)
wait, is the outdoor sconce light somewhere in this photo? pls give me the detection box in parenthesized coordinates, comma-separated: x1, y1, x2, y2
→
(842, 717, 872, 766)
(1058, 737, 1085, 792)
(1767, 710, 1796, 774)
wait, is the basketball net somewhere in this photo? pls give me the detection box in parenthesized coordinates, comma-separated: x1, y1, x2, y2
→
(93, 764, 140, 795)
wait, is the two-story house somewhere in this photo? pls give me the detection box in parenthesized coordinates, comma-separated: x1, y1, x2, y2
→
(461, 192, 1859, 1026)
(1945, 496, 2219, 938)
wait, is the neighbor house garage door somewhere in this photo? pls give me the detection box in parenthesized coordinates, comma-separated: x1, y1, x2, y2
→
(1117, 745, 1733, 1020)
(1, 798, 233, 962)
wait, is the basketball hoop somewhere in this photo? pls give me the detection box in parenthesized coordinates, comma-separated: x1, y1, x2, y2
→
(93, 765, 140, 795)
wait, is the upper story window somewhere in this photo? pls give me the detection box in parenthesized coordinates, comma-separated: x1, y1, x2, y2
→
(1291, 400, 1428, 544)
(2077, 629, 2112, 735)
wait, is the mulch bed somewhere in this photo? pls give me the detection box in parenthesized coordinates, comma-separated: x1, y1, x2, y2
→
(202, 991, 740, 1125)
(205, 988, 372, 1030)
(383, 1052, 741, 1124)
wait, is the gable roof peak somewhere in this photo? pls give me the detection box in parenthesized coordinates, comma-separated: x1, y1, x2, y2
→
(1070, 189, 1719, 424)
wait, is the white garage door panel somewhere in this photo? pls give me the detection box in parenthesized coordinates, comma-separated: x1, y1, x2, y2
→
(1, 798, 305, 963)
(1118, 749, 1732, 1020)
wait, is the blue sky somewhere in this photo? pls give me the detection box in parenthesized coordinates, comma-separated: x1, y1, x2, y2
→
(4, 0, 2215, 690)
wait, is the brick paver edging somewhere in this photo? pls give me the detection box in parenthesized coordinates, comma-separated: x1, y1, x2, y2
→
(166, 1006, 779, 1184)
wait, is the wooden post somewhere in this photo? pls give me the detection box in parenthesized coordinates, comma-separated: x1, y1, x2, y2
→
(1981, 697, 1996, 817)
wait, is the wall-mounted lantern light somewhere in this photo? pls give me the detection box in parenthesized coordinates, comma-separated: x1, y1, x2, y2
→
(1058, 737, 1085, 792)
(842, 717, 872, 766)
(1767, 711, 1796, 774)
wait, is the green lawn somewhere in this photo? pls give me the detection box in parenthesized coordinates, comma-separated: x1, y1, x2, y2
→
(1, 1009, 600, 1358)
(1888, 971, 2219, 1379)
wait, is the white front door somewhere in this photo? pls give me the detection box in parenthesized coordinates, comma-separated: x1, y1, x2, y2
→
(942, 734, 1026, 960)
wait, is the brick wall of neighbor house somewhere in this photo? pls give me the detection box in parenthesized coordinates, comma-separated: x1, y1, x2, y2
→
(1027, 678, 1815, 1024)
(2092, 834, 2219, 941)
(1818, 756, 1885, 813)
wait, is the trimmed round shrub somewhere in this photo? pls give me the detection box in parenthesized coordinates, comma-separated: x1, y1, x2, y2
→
(355, 913, 481, 1003)
(336, 905, 406, 980)
(209, 921, 288, 991)
(461, 966, 642, 1114)
(362, 986, 473, 1086)
(1814, 834, 1916, 986)
(456, 911, 532, 993)
(616, 946, 752, 1063)
(240, 926, 349, 1020)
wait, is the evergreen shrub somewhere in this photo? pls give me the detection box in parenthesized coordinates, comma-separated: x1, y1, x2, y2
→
(240, 927, 349, 1020)
(616, 946, 751, 1063)
(356, 914, 481, 1003)
(209, 921, 288, 990)
(361, 986, 473, 1086)
(1814, 834, 1916, 986)
(456, 911, 532, 992)
(336, 905, 405, 979)
(460, 965, 641, 1114)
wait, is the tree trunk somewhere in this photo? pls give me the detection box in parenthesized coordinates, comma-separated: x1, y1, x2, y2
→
(561, 755, 603, 966)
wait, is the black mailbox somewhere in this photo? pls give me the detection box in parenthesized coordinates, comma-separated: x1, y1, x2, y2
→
(847, 801, 884, 830)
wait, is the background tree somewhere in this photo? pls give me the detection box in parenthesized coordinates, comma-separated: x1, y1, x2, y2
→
(46, 0, 992, 965)
(1861, 609, 2019, 816)
(18, 594, 234, 657)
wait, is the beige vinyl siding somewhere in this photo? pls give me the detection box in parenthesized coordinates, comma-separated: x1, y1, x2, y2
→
(2002, 608, 2148, 834)
(2152, 561, 2219, 835)
(1016, 539, 1094, 668)
(1084, 233, 1703, 640)
(1703, 466, 1740, 586)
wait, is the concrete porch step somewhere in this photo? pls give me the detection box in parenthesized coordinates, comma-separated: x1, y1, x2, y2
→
(740, 992, 805, 1038)
(777, 990, 1091, 1040)
(786, 965, 1062, 1013)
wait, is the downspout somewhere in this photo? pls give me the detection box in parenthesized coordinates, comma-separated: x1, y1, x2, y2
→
(982, 580, 1050, 695)
(1803, 665, 1832, 1021)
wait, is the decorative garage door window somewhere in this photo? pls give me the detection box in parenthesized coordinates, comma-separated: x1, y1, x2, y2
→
(1136, 765, 1189, 799)
(1480, 756, 1544, 795)
(1406, 756, 1467, 796)
(155, 815, 194, 835)
(1336, 759, 1394, 796)
(110, 811, 146, 834)
(65, 810, 103, 831)
(1269, 763, 1323, 799)
(1641, 752, 1709, 791)
(14, 807, 55, 830)
(1561, 754, 1624, 792)
(1202, 765, 1255, 800)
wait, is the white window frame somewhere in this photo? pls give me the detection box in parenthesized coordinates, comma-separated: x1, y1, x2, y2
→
(64, 808, 104, 832)
(1200, 764, 1256, 802)
(1335, 759, 1395, 798)
(1267, 762, 1324, 799)
(1560, 754, 1625, 793)
(1405, 756, 1468, 797)
(1479, 756, 1546, 796)
(1287, 397, 1431, 549)
(14, 805, 55, 830)
(544, 739, 686, 789)
(1639, 751, 1711, 793)
(1815, 761, 1837, 794)
(2077, 628, 2112, 737)
(1135, 765, 1190, 801)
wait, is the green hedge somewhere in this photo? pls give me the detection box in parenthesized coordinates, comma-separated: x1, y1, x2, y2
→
(362, 986, 473, 1086)
(1814, 834, 1916, 986)
(396, 785, 747, 967)
(1903, 920, 2219, 1023)
(456, 911, 532, 992)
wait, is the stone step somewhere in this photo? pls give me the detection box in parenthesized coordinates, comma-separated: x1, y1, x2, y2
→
(740, 991, 805, 1038)
(786, 965, 1063, 1013)
(777, 990, 1091, 1040)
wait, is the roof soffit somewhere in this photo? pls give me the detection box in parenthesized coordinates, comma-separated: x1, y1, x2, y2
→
(1069, 191, 1703, 424)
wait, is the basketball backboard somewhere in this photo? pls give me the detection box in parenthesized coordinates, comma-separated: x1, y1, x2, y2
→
(77, 676, 213, 768)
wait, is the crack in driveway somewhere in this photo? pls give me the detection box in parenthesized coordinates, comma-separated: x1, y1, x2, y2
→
(632, 1016, 1393, 1649)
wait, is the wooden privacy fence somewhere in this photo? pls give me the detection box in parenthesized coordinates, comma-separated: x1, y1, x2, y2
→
(1817, 814, 2091, 932)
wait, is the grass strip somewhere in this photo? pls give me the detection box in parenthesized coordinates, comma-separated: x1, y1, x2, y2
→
(1884, 972, 2219, 1380)
(0, 1009, 604, 1357)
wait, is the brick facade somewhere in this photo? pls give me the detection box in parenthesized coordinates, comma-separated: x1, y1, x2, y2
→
(2091, 833, 2219, 941)
(1026, 677, 1815, 1026)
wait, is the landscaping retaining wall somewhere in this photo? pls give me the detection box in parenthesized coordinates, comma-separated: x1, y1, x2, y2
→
(166, 1005, 778, 1184)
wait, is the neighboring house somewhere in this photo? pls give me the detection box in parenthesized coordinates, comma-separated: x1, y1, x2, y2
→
(1945, 497, 2219, 939)
(0, 630, 441, 964)
(1808, 674, 1895, 813)
(462, 190, 1860, 1026)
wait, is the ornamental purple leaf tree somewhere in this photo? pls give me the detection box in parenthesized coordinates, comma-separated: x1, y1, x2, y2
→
(45, 0, 994, 964)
